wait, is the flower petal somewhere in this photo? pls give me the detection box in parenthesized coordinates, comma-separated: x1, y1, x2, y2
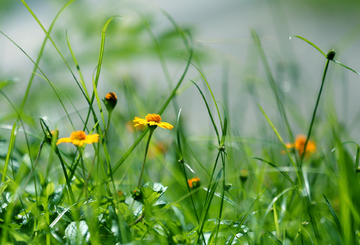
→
(56, 137, 73, 145)
(84, 134, 99, 144)
(133, 117, 147, 127)
(158, 122, 173, 130)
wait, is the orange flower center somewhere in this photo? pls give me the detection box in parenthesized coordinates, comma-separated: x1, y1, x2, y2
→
(70, 131, 86, 140)
(146, 114, 161, 123)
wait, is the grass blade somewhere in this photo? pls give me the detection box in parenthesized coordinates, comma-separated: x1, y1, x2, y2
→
(190, 80, 220, 144)
(196, 168, 223, 244)
(289, 35, 326, 57)
(2, 122, 17, 182)
(252, 157, 299, 194)
(323, 194, 342, 237)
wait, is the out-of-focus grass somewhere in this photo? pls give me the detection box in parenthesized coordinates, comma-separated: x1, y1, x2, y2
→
(1, 1, 360, 245)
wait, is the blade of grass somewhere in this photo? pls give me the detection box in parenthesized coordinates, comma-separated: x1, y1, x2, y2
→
(176, 109, 205, 243)
(20, 0, 75, 111)
(190, 80, 220, 144)
(252, 157, 299, 194)
(82, 16, 120, 133)
(300, 56, 331, 167)
(289, 35, 326, 57)
(1, 122, 17, 244)
(20, 0, 90, 109)
(257, 104, 299, 182)
(184, 61, 223, 133)
(195, 168, 223, 244)
(2, 122, 17, 182)
(323, 194, 342, 237)
(252, 29, 295, 150)
(0, 31, 76, 129)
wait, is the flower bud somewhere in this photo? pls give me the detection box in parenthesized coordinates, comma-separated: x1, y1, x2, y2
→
(103, 92, 117, 111)
(45, 129, 59, 144)
(240, 169, 248, 182)
(326, 49, 336, 60)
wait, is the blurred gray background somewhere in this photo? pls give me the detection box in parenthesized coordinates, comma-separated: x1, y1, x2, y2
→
(1, 0, 360, 141)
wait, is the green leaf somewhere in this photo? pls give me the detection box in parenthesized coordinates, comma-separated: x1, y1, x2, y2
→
(0, 180, 11, 196)
(65, 221, 90, 245)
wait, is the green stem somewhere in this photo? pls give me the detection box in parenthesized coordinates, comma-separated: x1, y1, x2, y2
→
(300, 58, 331, 167)
(104, 111, 117, 194)
(216, 152, 226, 240)
(105, 111, 112, 138)
(137, 127, 155, 188)
(79, 147, 89, 204)
(299, 52, 333, 245)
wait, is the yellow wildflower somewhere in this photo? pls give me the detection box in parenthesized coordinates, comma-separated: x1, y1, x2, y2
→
(284, 134, 316, 156)
(188, 177, 200, 188)
(133, 114, 173, 130)
(56, 130, 99, 147)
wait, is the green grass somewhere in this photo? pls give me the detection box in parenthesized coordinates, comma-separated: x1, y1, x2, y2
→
(1, 1, 360, 245)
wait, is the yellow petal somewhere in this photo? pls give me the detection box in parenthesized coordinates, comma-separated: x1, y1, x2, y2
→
(84, 134, 99, 144)
(158, 122, 173, 130)
(133, 117, 147, 126)
(56, 137, 73, 145)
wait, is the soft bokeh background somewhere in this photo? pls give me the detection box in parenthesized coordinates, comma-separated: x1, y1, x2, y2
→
(1, 0, 360, 140)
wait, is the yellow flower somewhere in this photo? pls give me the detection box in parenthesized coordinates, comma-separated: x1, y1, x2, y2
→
(284, 134, 316, 156)
(188, 177, 200, 188)
(133, 114, 173, 130)
(56, 130, 99, 147)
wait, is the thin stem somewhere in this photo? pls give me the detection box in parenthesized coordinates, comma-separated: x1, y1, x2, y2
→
(299, 55, 332, 245)
(104, 111, 117, 194)
(215, 152, 226, 241)
(79, 148, 89, 204)
(104, 111, 112, 138)
(137, 127, 156, 188)
(300, 58, 331, 167)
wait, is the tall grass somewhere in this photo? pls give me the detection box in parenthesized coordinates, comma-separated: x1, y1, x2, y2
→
(1, 1, 360, 245)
